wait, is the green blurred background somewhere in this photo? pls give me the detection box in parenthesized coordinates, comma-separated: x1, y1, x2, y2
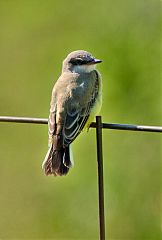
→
(0, 0, 161, 239)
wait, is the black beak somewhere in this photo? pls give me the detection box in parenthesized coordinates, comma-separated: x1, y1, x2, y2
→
(93, 58, 102, 64)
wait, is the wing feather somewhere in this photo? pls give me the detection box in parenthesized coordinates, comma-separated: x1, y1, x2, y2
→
(62, 72, 99, 147)
(48, 70, 100, 148)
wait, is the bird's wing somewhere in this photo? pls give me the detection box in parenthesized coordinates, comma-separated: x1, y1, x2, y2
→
(63, 71, 100, 147)
(63, 102, 91, 146)
(48, 101, 57, 147)
(48, 70, 100, 148)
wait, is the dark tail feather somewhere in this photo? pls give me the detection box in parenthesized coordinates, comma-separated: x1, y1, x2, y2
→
(42, 145, 72, 176)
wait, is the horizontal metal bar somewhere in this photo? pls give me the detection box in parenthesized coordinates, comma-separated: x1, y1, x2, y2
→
(91, 122, 162, 132)
(0, 116, 48, 124)
(0, 116, 162, 133)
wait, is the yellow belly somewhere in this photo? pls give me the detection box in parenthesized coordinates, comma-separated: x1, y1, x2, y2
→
(86, 99, 102, 130)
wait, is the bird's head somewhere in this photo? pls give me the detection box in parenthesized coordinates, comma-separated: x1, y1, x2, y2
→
(62, 50, 102, 73)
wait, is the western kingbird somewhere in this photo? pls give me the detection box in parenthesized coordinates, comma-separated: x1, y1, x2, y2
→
(42, 50, 102, 176)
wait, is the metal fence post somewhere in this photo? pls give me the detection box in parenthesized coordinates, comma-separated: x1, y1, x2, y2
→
(96, 116, 105, 240)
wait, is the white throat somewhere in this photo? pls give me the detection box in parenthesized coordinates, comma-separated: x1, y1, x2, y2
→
(73, 64, 96, 73)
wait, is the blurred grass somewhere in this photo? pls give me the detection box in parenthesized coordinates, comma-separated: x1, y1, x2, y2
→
(0, 0, 161, 239)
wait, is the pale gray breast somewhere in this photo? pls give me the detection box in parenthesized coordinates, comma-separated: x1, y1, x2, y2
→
(70, 71, 97, 105)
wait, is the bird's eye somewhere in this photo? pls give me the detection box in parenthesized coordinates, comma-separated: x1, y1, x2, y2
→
(75, 59, 83, 64)
(70, 58, 86, 65)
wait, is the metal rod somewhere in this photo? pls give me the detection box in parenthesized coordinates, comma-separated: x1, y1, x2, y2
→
(90, 122, 162, 132)
(0, 116, 48, 124)
(96, 116, 105, 240)
(0, 116, 162, 133)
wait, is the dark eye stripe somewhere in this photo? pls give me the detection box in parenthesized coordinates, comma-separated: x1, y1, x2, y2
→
(70, 58, 90, 65)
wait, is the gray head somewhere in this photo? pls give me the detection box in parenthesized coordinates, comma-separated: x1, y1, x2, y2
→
(62, 50, 102, 73)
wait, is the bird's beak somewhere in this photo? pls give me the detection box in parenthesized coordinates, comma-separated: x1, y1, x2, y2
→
(92, 58, 102, 64)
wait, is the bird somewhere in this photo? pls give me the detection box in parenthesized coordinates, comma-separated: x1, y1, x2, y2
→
(42, 50, 102, 176)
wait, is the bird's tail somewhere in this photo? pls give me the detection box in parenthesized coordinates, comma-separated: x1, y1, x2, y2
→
(42, 145, 73, 176)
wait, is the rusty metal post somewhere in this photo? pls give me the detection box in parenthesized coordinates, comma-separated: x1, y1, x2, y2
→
(96, 116, 105, 240)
